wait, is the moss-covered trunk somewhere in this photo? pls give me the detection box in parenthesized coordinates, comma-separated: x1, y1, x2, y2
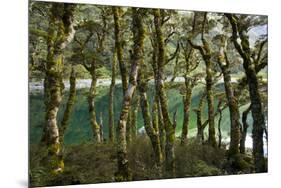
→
(41, 78, 50, 144)
(59, 67, 76, 144)
(189, 13, 216, 147)
(245, 63, 266, 172)
(218, 41, 240, 156)
(109, 50, 117, 142)
(131, 95, 139, 141)
(151, 43, 166, 156)
(217, 101, 223, 148)
(204, 54, 216, 147)
(153, 9, 175, 177)
(115, 8, 145, 181)
(113, 7, 128, 95)
(138, 70, 163, 166)
(181, 79, 192, 145)
(99, 112, 104, 142)
(240, 105, 251, 154)
(88, 63, 101, 143)
(195, 92, 205, 143)
(126, 107, 132, 144)
(226, 14, 266, 172)
(43, 3, 76, 174)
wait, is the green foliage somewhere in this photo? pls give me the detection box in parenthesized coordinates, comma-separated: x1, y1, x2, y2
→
(30, 137, 257, 187)
(29, 1, 268, 185)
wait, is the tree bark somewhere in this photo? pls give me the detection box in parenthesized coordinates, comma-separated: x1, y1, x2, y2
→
(113, 7, 128, 95)
(88, 61, 101, 143)
(195, 92, 206, 143)
(44, 3, 76, 174)
(240, 105, 251, 154)
(100, 112, 104, 142)
(131, 95, 139, 141)
(115, 8, 145, 181)
(217, 39, 240, 157)
(204, 46, 216, 147)
(226, 14, 266, 172)
(189, 13, 216, 147)
(59, 67, 76, 144)
(181, 79, 192, 145)
(217, 101, 223, 148)
(108, 50, 117, 142)
(138, 69, 163, 166)
(151, 41, 166, 156)
(153, 9, 176, 177)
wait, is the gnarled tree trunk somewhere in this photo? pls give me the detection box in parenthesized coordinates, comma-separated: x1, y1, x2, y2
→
(59, 67, 76, 144)
(181, 79, 192, 145)
(189, 13, 216, 147)
(240, 105, 251, 154)
(195, 92, 206, 143)
(217, 38, 240, 157)
(138, 69, 163, 166)
(88, 62, 101, 143)
(44, 3, 76, 174)
(113, 7, 128, 95)
(115, 8, 145, 181)
(226, 14, 266, 172)
(153, 9, 176, 177)
(109, 50, 117, 142)
(131, 95, 139, 141)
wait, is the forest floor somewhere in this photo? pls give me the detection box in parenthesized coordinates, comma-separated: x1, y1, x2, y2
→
(29, 136, 260, 187)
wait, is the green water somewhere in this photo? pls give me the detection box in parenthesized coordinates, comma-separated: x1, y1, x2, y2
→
(29, 84, 253, 145)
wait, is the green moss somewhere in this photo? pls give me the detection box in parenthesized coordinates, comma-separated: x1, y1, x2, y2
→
(193, 160, 221, 176)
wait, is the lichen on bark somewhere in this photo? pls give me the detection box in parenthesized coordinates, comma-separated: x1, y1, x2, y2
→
(115, 8, 145, 181)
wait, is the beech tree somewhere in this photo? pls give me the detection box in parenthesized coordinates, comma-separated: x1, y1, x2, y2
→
(189, 13, 217, 147)
(59, 66, 76, 144)
(43, 2, 76, 174)
(115, 8, 145, 181)
(216, 35, 241, 158)
(153, 9, 176, 177)
(225, 13, 267, 172)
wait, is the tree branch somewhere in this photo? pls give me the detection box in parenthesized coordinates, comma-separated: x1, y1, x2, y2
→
(225, 13, 247, 60)
(165, 41, 180, 65)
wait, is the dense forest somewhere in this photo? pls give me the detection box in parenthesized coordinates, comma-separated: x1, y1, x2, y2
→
(29, 1, 268, 187)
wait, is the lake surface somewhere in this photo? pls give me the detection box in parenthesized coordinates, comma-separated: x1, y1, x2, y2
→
(29, 82, 262, 152)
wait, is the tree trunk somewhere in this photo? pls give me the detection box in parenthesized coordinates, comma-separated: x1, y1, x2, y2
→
(100, 112, 104, 142)
(108, 50, 117, 142)
(226, 14, 266, 172)
(153, 9, 175, 177)
(88, 64, 101, 143)
(115, 8, 145, 181)
(205, 55, 216, 147)
(240, 105, 251, 154)
(126, 108, 132, 144)
(59, 67, 76, 144)
(245, 61, 266, 172)
(181, 79, 192, 145)
(44, 3, 76, 174)
(218, 43, 240, 157)
(131, 95, 139, 141)
(40, 78, 50, 144)
(189, 15, 216, 147)
(195, 92, 205, 143)
(151, 41, 166, 156)
(113, 7, 128, 95)
(158, 99, 166, 156)
(217, 101, 223, 148)
(138, 70, 163, 166)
